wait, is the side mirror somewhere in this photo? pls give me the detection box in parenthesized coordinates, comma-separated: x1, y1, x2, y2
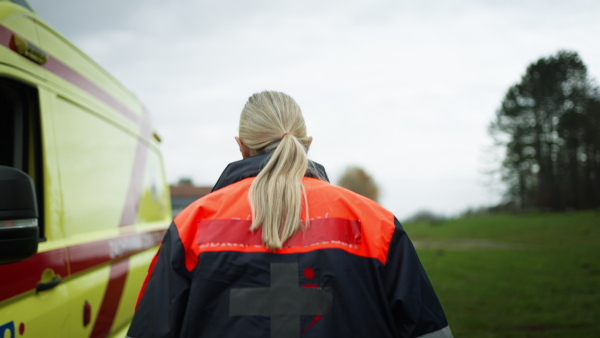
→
(0, 165, 39, 265)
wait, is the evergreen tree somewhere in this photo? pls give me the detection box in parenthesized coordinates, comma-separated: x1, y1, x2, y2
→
(490, 50, 600, 210)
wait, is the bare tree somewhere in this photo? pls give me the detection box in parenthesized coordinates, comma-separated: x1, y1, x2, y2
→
(337, 166, 380, 202)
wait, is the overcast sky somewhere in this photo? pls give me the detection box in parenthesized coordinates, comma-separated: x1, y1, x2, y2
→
(27, 0, 600, 220)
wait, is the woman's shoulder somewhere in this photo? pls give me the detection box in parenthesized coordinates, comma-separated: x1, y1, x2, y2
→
(303, 178, 394, 222)
(175, 178, 255, 224)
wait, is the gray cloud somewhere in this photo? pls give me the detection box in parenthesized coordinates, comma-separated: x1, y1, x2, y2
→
(24, 0, 600, 218)
(28, 0, 158, 39)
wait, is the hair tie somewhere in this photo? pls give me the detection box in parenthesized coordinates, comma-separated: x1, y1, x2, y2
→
(281, 132, 290, 139)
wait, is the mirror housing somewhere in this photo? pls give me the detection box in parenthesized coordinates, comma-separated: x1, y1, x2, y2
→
(0, 165, 39, 265)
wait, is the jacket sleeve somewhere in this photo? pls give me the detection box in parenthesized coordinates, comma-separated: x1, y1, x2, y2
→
(127, 222, 193, 338)
(383, 218, 453, 338)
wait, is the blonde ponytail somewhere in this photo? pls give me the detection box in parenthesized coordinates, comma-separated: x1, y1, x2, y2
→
(239, 91, 311, 250)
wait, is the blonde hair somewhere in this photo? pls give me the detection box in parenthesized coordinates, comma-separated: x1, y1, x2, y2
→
(239, 91, 311, 250)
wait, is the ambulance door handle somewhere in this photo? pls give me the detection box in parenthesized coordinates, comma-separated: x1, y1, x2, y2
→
(36, 275, 62, 292)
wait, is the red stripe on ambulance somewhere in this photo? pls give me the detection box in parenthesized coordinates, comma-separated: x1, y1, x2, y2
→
(0, 248, 68, 303)
(0, 229, 165, 303)
(68, 229, 166, 275)
(43, 57, 139, 123)
(0, 24, 139, 124)
(90, 107, 154, 335)
(119, 109, 153, 227)
(90, 258, 130, 338)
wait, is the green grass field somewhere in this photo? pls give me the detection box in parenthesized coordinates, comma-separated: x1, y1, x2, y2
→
(403, 211, 600, 337)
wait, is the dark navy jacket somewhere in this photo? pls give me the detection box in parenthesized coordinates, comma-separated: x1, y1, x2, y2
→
(128, 155, 452, 338)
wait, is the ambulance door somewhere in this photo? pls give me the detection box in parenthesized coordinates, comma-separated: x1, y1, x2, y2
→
(48, 88, 140, 337)
(0, 75, 71, 337)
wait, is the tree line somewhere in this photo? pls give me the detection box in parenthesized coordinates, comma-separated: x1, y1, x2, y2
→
(490, 50, 600, 211)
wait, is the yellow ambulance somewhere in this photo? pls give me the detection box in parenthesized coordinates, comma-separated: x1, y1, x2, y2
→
(0, 0, 172, 336)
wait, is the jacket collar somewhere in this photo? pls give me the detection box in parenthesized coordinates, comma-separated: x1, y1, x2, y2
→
(211, 153, 329, 192)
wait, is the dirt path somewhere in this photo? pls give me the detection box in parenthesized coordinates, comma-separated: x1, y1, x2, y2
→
(412, 239, 519, 249)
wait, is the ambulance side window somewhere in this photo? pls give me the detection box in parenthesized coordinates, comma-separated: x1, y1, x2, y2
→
(0, 77, 45, 239)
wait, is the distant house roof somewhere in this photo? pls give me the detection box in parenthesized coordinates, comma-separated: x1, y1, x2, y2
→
(170, 184, 212, 198)
(170, 184, 212, 216)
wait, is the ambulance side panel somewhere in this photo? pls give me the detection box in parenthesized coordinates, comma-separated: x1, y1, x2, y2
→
(0, 4, 72, 337)
(0, 1, 171, 337)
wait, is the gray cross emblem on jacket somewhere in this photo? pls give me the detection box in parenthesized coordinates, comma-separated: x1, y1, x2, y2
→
(229, 262, 333, 338)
